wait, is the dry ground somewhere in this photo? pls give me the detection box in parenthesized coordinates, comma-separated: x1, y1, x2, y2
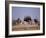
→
(12, 23, 40, 31)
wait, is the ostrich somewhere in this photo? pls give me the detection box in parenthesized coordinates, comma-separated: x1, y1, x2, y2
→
(24, 16, 32, 25)
(34, 19, 40, 25)
(24, 16, 32, 22)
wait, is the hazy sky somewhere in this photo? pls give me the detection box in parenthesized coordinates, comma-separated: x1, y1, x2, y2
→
(12, 7, 40, 21)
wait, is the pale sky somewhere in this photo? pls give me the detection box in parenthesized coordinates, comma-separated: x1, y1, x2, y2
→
(12, 7, 40, 21)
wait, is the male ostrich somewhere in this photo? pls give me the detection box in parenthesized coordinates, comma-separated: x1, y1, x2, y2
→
(34, 19, 38, 23)
(24, 16, 32, 25)
(24, 16, 32, 22)
(34, 19, 40, 25)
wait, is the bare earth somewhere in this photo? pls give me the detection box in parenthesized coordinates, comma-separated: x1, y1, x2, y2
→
(12, 23, 40, 31)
